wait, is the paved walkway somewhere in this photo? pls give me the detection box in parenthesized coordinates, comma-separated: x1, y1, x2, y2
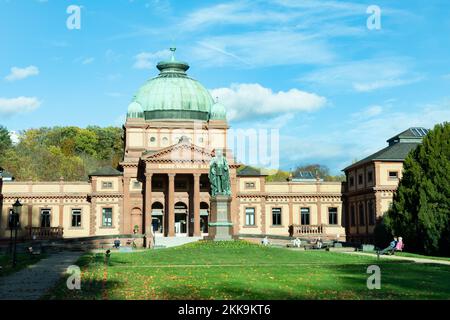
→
(344, 252, 450, 266)
(0, 251, 83, 300)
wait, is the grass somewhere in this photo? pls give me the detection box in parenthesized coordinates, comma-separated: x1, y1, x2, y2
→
(44, 240, 450, 300)
(0, 252, 47, 277)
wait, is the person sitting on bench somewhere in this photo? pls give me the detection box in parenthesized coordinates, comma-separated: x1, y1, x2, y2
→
(394, 237, 404, 254)
(292, 238, 301, 248)
(379, 237, 398, 255)
(316, 238, 323, 249)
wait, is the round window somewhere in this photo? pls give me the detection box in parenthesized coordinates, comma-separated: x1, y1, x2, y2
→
(150, 137, 156, 142)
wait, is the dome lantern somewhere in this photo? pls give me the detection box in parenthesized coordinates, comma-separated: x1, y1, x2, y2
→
(132, 48, 214, 121)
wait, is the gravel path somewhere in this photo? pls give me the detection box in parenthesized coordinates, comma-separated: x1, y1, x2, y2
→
(344, 251, 450, 266)
(0, 251, 83, 300)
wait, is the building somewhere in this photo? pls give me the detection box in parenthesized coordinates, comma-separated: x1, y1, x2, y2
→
(342, 127, 429, 242)
(7, 49, 432, 244)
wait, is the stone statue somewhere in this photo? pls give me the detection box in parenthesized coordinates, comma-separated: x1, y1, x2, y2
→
(208, 149, 231, 196)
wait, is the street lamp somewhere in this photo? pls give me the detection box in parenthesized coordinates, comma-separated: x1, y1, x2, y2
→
(11, 199, 22, 268)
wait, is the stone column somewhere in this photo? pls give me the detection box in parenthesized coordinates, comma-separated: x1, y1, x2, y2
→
(168, 173, 175, 237)
(123, 177, 131, 234)
(145, 173, 153, 235)
(193, 173, 201, 236)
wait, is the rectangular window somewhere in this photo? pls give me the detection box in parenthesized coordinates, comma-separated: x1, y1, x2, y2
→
(102, 181, 113, 189)
(367, 171, 373, 183)
(41, 209, 51, 228)
(272, 208, 282, 226)
(132, 180, 141, 189)
(175, 181, 186, 189)
(102, 208, 113, 227)
(71, 209, 82, 227)
(8, 208, 16, 229)
(359, 203, 365, 226)
(245, 182, 256, 189)
(368, 201, 375, 225)
(358, 174, 363, 185)
(388, 171, 398, 179)
(152, 180, 163, 190)
(300, 208, 310, 225)
(350, 205, 356, 226)
(328, 207, 338, 225)
(245, 207, 255, 226)
(349, 176, 354, 187)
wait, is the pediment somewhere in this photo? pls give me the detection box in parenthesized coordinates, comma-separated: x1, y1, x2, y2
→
(141, 141, 213, 163)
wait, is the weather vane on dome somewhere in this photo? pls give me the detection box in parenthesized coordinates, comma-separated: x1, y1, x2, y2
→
(170, 47, 176, 61)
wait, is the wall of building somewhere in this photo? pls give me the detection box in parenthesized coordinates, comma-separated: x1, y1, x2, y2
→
(237, 179, 345, 239)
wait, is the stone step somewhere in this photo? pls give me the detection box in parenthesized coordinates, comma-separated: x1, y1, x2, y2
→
(153, 236, 202, 248)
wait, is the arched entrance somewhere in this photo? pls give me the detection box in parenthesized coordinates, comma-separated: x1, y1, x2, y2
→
(200, 202, 209, 234)
(151, 202, 164, 234)
(131, 208, 142, 234)
(174, 201, 188, 234)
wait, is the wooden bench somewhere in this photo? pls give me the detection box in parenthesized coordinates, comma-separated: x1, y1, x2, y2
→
(27, 247, 42, 258)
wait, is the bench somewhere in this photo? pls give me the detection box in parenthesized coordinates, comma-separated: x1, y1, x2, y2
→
(27, 247, 42, 258)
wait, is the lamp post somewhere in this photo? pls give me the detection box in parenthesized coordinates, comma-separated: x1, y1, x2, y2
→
(11, 199, 22, 268)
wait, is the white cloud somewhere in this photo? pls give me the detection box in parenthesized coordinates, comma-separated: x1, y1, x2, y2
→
(300, 59, 423, 92)
(351, 105, 383, 120)
(180, 2, 296, 31)
(279, 99, 450, 173)
(191, 31, 335, 68)
(133, 50, 171, 69)
(5, 66, 39, 82)
(81, 57, 95, 65)
(210, 83, 327, 121)
(0, 97, 41, 116)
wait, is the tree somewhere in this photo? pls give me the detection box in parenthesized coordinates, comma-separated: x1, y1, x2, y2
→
(292, 164, 345, 182)
(385, 122, 450, 256)
(266, 170, 290, 182)
(0, 126, 124, 181)
(0, 125, 12, 153)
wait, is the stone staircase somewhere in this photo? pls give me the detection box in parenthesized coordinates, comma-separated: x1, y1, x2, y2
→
(153, 236, 202, 249)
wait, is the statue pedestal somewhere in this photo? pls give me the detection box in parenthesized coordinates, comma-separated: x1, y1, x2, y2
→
(206, 195, 233, 241)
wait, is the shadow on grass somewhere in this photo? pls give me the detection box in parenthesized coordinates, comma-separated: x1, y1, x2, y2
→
(324, 261, 450, 300)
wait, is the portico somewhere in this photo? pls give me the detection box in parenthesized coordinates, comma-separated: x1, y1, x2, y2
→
(139, 138, 237, 238)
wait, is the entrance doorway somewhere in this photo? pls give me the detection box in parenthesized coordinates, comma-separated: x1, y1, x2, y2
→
(151, 202, 164, 234)
(174, 202, 188, 234)
(200, 202, 209, 233)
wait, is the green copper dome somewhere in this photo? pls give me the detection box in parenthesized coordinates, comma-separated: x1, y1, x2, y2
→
(132, 48, 214, 121)
(210, 102, 227, 120)
(127, 101, 144, 119)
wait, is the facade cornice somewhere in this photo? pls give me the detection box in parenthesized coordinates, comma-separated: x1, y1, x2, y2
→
(89, 192, 124, 198)
(237, 192, 342, 199)
(2, 193, 88, 200)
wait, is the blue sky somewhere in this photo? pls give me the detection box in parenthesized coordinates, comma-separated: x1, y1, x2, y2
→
(1, 0, 449, 174)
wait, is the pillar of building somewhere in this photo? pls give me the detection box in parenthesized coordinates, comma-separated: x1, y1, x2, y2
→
(193, 173, 201, 236)
(123, 176, 131, 234)
(145, 173, 153, 235)
(168, 173, 175, 237)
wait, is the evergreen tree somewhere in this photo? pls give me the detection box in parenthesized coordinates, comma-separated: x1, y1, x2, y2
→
(386, 122, 450, 256)
(0, 125, 12, 152)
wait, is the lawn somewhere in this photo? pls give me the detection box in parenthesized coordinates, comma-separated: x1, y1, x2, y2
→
(0, 252, 47, 277)
(44, 240, 450, 300)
